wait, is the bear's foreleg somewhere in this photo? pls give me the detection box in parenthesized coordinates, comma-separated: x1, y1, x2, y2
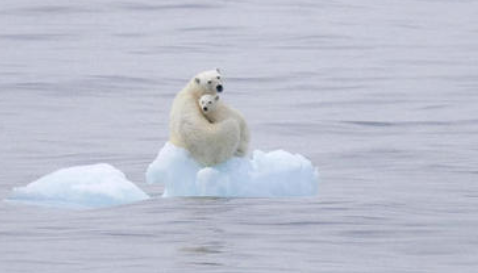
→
(181, 117, 240, 166)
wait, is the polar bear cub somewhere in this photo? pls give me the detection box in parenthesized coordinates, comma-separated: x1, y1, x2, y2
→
(199, 94, 250, 157)
(199, 94, 220, 115)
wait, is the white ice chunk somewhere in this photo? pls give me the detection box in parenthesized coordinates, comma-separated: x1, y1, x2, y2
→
(7, 163, 149, 209)
(146, 142, 319, 197)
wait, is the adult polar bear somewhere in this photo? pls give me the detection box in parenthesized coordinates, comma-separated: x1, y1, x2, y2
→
(169, 69, 248, 166)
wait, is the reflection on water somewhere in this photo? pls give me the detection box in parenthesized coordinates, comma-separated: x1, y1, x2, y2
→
(1, 0, 478, 272)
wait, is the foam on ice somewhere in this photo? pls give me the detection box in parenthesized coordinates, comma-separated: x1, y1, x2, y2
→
(146, 142, 319, 197)
(7, 163, 150, 209)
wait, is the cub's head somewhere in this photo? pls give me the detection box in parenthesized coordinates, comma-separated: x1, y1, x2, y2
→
(193, 68, 223, 96)
(199, 94, 219, 114)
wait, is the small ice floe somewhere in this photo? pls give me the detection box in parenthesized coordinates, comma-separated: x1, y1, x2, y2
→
(7, 163, 149, 209)
(146, 142, 319, 197)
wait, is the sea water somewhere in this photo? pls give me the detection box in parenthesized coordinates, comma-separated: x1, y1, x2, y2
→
(1, 0, 478, 272)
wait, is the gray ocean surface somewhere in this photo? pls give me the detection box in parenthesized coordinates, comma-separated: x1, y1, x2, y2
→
(1, 0, 478, 272)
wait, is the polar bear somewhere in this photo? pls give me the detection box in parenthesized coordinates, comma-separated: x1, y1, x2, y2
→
(169, 69, 242, 166)
(199, 94, 250, 157)
(198, 94, 219, 115)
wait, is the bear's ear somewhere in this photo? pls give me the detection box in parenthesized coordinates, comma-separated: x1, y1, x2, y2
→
(215, 95, 219, 101)
(215, 68, 221, 74)
(195, 77, 200, 84)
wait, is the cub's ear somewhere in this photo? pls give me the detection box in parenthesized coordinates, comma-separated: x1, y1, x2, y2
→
(215, 95, 219, 101)
(215, 68, 221, 74)
(195, 77, 200, 84)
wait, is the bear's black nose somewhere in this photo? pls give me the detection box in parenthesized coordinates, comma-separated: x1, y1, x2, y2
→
(203, 107, 208, 111)
(216, 85, 223, 92)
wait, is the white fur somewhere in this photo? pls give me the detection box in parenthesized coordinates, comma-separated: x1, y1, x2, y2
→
(169, 70, 241, 166)
(199, 94, 250, 157)
(199, 94, 219, 116)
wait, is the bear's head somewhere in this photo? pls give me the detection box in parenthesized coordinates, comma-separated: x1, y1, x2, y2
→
(192, 68, 223, 96)
(199, 94, 219, 114)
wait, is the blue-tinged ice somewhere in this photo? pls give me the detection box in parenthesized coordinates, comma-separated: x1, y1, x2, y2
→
(146, 142, 319, 197)
(7, 164, 149, 209)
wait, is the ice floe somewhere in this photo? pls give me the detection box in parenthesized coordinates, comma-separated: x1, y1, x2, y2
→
(7, 163, 149, 209)
(146, 142, 319, 197)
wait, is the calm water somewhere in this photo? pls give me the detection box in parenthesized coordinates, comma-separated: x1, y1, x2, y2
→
(1, 0, 478, 272)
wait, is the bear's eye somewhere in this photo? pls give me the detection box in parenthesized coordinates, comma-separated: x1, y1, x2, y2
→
(207, 80, 212, 84)
(208, 101, 212, 104)
(217, 76, 220, 80)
